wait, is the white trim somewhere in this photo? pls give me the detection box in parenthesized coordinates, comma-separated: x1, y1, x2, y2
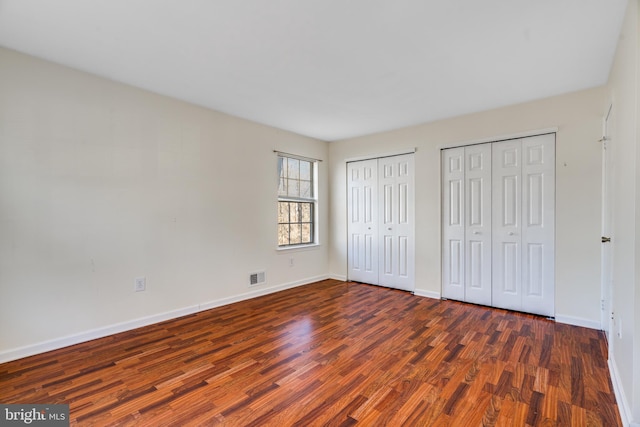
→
(199, 274, 329, 311)
(413, 289, 441, 299)
(555, 315, 602, 330)
(330, 274, 347, 281)
(0, 275, 330, 364)
(0, 304, 199, 364)
(344, 147, 416, 163)
(436, 127, 559, 150)
(609, 358, 632, 427)
(276, 243, 321, 252)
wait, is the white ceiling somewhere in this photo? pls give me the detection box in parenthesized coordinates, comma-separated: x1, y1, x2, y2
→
(0, 0, 629, 141)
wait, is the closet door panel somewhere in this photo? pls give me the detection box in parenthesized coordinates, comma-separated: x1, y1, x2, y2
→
(464, 144, 492, 305)
(492, 140, 523, 311)
(347, 159, 379, 284)
(379, 154, 414, 291)
(442, 148, 465, 300)
(521, 134, 555, 316)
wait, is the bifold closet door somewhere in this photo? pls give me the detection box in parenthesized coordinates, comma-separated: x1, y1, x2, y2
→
(347, 154, 414, 291)
(442, 134, 555, 317)
(442, 145, 492, 305)
(492, 135, 555, 316)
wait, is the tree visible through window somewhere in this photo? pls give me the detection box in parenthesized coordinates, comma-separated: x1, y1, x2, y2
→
(278, 155, 315, 246)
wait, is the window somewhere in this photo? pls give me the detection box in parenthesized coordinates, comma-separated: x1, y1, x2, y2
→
(277, 154, 316, 247)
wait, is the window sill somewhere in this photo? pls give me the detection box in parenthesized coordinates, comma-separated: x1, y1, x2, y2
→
(276, 243, 321, 252)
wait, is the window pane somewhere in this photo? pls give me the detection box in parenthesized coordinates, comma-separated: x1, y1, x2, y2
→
(300, 180, 311, 198)
(278, 224, 290, 246)
(288, 158, 299, 179)
(290, 203, 301, 222)
(300, 160, 311, 180)
(287, 179, 300, 198)
(278, 178, 287, 197)
(278, 202, 290, 223)
(301, 203, 311, 222)
(289, 224, 302, 244)
(301, 223, 312, 243)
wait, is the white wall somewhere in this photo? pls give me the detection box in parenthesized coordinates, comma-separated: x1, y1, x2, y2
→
(607, 1, 640, 425)
(0, 47, 329, 361)
(329, 87, 606, 327)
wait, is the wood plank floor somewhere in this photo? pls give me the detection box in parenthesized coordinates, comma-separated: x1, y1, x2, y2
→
(0, 279, 621, 426)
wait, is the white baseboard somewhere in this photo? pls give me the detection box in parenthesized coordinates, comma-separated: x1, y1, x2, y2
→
(0, 304, 201, 364)
(413, 289, 441, 299)
(555, 314, 601, 330)
(0, 275, 330, 364)
(609, 357, 632, 427)
(199, 274, 329, 311)
(330, 274, 347, 281)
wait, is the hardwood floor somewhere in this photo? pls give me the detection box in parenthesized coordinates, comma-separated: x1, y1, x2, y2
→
(0, 279, 621, 426)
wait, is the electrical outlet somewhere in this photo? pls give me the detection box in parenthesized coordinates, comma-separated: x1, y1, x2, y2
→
(135, 277, 146, 292)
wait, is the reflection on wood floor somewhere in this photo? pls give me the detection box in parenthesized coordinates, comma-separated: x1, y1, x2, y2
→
(0, 279, 621, 426)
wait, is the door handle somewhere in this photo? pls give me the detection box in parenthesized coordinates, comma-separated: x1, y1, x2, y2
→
(602, 236, 611, 243)
(508, 232, 515, 236)
(388, 227, 392, 231)
(473, 231, 481, 235)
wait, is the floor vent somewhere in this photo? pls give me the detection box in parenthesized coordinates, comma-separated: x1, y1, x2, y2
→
(249, 271, 266, 286)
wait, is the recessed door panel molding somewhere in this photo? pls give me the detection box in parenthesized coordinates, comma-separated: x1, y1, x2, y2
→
(442, 133, 555, 317)
(449, 240, 462, 285)
(502, 242, 519, 294)
(351, 235, 361, 270)
(527, 174, 544, 227)
(502, 175, 519, 227)
(351, 187, 360, 222)
(399, 183, 408, 224)
(364, 186, 373, 222)
(527, 243, 544, 296)
(450, 180, 463, 226)
(347, 154, 415, 292)
(399, 236, 409, 277)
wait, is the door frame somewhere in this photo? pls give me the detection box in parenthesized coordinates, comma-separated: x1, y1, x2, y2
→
(601, 103, 614, 339)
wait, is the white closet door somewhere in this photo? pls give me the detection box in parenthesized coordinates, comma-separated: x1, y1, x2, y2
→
(347, 159, 378, 284)
(492, 139, 523, 312)
(464, 144, 492, 305)
(443, 136, 554, 316)
(442, 148, 465, 300)
(378, 154, 415, 291)
(521, 134, 555, 316)
(492, 136, 555, 316)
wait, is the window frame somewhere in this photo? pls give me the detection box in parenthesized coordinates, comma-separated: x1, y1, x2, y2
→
(277, 153, 318, 248)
